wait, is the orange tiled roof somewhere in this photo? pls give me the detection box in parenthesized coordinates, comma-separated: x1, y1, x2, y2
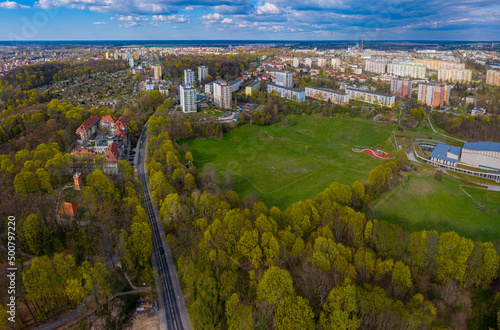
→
(59, 202, 78, 218)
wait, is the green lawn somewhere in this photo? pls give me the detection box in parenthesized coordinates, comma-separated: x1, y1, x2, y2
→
(188, 115, 396, 209)
(367, 163, 500, 242)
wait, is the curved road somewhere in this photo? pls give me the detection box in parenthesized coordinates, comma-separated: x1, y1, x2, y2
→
(135, 123, 191, 330)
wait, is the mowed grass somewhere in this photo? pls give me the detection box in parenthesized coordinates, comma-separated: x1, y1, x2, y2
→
(188, 115, 396, 209)
(368, 163, 500, 242)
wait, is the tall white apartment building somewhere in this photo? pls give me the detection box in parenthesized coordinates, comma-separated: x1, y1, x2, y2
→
(437, 69, 472, 84)
(184, 69, 195, 84)
(365, 60, 387, 74)
(331, 58, 340, 68)
(213, 81, 232, 109)
(305, 58, 313, 67)
(387, 61, 426, 79)
(180, 84, 197, 113)
(293, 57, 300, 67)
(318, 58, 328, 68)
(198, 66, 208, 82)
(275, 71, 294, 88)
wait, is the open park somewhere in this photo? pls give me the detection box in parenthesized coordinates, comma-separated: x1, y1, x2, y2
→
(368, 163, 500, 242)
(188, 115, 397, 209)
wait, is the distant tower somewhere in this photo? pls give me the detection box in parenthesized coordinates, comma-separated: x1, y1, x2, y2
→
(361, 34, 364, 51)
(492, 38, 495, 52)
(73, 172, 82, 190)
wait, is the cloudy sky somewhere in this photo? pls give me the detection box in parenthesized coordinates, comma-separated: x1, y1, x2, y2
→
(0, 0, 498, 41)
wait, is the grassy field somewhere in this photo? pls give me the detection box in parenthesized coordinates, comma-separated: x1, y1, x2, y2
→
(367, 163, 500, 242)
(188, 115, 396, 209)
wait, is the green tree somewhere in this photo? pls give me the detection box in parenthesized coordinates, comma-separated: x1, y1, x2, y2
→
(257, 266, 295, 307)
(392, 261, 413, 290)
(274, 295, 314, 330)
(225, 293, 254, 330)
(434, 232, 474, 284)
(19, 214, 43, 255)
(14, 170, 38, 196)
(159, 193, 182, 228)
(320, 279, 361, 330)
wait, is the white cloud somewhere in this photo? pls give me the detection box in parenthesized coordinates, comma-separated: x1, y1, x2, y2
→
(120, 21, 139, 28)
(35, 0, 174, 15)
(93, 21, 107, 25)
(201, 13, 222, 20)
(221, 18, 233, 24)
(255, 2, 280, 15)
(151, 22, 161, 26)
(0, 1, 29, 9)
(185, 6, 193, 11)
(152, 14, 189, 23)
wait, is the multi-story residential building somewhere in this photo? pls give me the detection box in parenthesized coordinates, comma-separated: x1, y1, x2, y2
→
(129, 57, 134, 68)
(180, 84, 197, 113)
(365, 60, 387, 74)
(274, 71, 294, 88)
(418, 83, 451, 108)
(344, 87, 396, 106)
(245, 81, 260, 95)
(198, 65, 208, 82)
(387, 62, 426, 79)
(486, 70, 500, 86)
(75, 115, 100, 142)
(228, 80, 242, 92)
(184, 69, 195, 84)
(293, 57, 300, 67)
(318, 58, 328, 68)
(438, 69, 472, 84)
(205, 82, 214, 93)
(305, 58, 313, 67)
(153, 65, 162, 80)
(267, 84, 305, 102)
(331, 58, 340, 68)
(415, 59, 465, 71)
(305, 87, 349, 105)
(213, 81, 232, 109)
(390, 78, 413, 98)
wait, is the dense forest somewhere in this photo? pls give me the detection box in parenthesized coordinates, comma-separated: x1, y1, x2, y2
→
(162, 54, 257, 83)
(145, 104, 500, 329)
(0, 60, 125, 91)
(432, 112, 500, 142)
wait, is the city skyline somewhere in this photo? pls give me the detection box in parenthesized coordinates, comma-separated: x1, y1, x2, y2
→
(0, 0, 499, 41)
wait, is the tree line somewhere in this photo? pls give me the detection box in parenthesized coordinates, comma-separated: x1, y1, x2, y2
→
(144, 105, 500, 329)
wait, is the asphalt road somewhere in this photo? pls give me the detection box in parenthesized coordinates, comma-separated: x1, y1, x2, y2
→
(135, 123, 191, 330)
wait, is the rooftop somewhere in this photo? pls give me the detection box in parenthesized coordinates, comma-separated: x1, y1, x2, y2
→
(430, 143, 457, 164)
(463, 142, 500, 153)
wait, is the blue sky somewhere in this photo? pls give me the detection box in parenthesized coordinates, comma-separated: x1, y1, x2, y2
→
(0, 0, 498, 41)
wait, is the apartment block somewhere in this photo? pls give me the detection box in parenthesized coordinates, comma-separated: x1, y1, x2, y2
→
(213, 81, 232, 109)
(344, 87, 395, 106)
(184, 69, 195, 84)
(365, 60, 387, 74)
(486, 70, 500, 86)
(305, 87, 349, 105)
(418, 83, 451, 108)
(153, 66, 162, 80)
(245, 81, 260, 96)
(437, 69, 472, 83)
(274, 71, 294, 88)
(390, 78, 413, 98)
(198, 65, 208, 82)
(180, 84, 197, 113)
(387, 62, 426, 79)
(267, 84, 305, 102)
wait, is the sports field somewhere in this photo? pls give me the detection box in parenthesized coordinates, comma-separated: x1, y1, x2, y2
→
(188, 115, 396, 209)
(368, 163, 500, 242)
